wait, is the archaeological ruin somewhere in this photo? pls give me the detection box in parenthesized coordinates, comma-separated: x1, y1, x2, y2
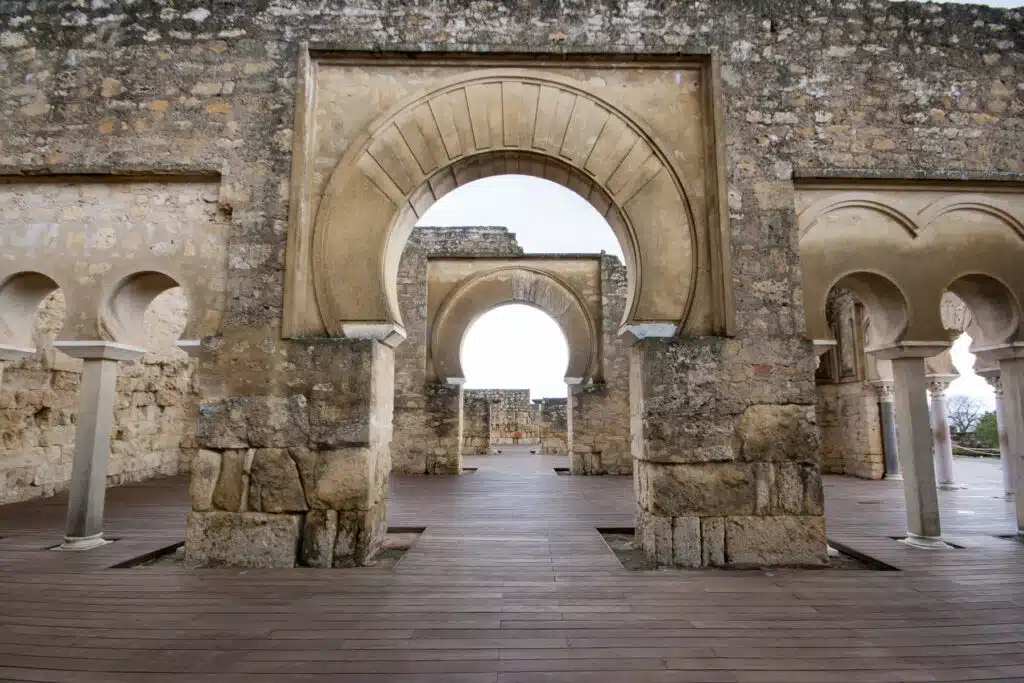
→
(1, 0, 1022, 581)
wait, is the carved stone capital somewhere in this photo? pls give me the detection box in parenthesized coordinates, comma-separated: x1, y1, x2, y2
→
(871, 380, 895, 403)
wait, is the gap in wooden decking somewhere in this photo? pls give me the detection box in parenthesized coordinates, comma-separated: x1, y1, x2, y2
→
(553, 467, 570, 475)
(597, 528, 900, 571)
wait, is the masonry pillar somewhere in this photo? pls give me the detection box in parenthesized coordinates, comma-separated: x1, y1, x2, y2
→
(185, 338, 394, 567)
(872, 380, 902, 480)
(871, 345, 950, 549)
(631, 337, 827, 568)
(981, 373, 1014, 497)
(927, 375, 961, 490)
(425, 381, 463, 475)
(52, 341, 145, 550)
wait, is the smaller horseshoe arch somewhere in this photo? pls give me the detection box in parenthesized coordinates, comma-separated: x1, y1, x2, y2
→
(430, 267, 597, 385)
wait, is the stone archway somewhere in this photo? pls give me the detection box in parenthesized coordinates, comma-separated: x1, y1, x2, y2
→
(430, 266, 596, 385)
(284, 66, 732, 343)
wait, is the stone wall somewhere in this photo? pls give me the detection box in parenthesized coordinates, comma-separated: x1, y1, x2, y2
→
(4, 0, 1019, 567)
(817, 382, 884, 479)
(462, 389, 548, 452)
(392, 227, 523, 473)
(0, 288, 198, 504)
(535, 398, 568, 455)
(571, 255, 631, 474)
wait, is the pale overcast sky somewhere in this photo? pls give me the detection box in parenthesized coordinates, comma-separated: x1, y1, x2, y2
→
(416, 0, 1015, 401)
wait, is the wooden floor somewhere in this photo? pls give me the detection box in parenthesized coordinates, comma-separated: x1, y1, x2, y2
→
(0, 451, 1022, 682)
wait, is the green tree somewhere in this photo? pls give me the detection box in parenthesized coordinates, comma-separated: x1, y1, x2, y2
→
(974, 411, 999, 450)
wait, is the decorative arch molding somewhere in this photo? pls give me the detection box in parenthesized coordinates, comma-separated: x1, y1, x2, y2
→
(0, 270, 62, 355)
(301, 68, 705, 342)
(430, 267, 597, 384)
(797, 193, 920, 238)
(797, 182, 1024, 345)
(918, 195, 1024, 239)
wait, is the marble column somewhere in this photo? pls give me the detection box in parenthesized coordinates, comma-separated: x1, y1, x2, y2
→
(53, 341, 144, 550)
(871, 344, 950, 549)
(872, 381, 901, 480)
(927, 375, 961, 490)
(983, 375, 1015, 497)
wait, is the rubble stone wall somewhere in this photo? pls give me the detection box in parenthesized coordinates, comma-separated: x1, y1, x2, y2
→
(1, 288, 198, 504)
(535, 398, 568, 455)
(4, 0, 1019, 567)
(392, 226, 523, 474)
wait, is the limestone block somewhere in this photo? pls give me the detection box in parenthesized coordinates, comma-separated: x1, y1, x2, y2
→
(735, 404, 819, 464)
(212, 449, 247, 511)
(333, 503, 386, 567)
(293, 447, 383, 511)
(197, 398, 248, 449)
(247, 396, 309, 448)
(636, 509, 672, 565)
(638, 460, 756, 517)
(724, 516, 828, 567)
(184, 511, 302, 568)
(300, 510, 338, 568)
(189, 449, 221, 511)
(672, 516, 701, 568)
(248, 448, 308, 513)
(701, 517, 725, 566)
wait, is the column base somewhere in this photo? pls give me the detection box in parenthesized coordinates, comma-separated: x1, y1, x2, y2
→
(56, 533, 111, 551)
(899, 532, 952, 550)
(885, 473, 904, 481)
(937, 482, 966, 491)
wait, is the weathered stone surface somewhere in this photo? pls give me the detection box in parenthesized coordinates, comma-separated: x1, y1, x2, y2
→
(672, 516, 701, 568)
(725, 516, 828, 567)
(299, 510, 338, 568)
(736, 405, 819, 464)
(211, 449, 247, 512)
(639, 460, 756, 517)
(189, 449, 221, 512)
(247, 396, 309, 448)
(701, 517, 725, 567)
(636, 509, 673, 566)
(333, 504, 386, 568)
(296, 448, 377, 511)
(197, 398, 249, 449)
(248, 448, 308, 513)
(184, 511, 302, 568)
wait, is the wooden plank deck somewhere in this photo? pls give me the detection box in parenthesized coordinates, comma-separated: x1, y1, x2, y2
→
(0, 452, 1021, 682)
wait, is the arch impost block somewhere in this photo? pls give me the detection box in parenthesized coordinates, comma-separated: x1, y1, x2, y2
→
(175, 340, 202, 358)
(0, 344, 35, 362)
(444, 377, 466, 386)
(972, 342, 1024, 363)
(339, 323, 407, 348)
(618, 322, 679, 344)
(812, 339, 837, 356)
(53, 341, 146, 361)
(865, 341, 950, 360)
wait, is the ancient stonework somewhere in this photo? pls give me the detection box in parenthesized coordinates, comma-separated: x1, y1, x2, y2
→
(2, 0, 1020, 568)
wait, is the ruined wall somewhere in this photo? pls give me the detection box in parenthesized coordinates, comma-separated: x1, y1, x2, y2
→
(535, 398, 568, 454)
(0, 288, 198, 505)
(3, 0, 1019, 567)
(462, 392, 491, 455)
(392, 227, 523, 473)
(571, 255, 631, 474)
(816, 382, 884, 479)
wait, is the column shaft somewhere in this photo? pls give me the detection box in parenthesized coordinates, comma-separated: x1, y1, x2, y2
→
(63, 357, 120, 548)
(997, 358, 1024, 533)
(875, 383, 901, 479)
(928, 379, 957, 488)
(890, 357, 943, 543)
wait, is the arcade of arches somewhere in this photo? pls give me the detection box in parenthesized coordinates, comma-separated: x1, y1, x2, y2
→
(1, 28, 1023, 572)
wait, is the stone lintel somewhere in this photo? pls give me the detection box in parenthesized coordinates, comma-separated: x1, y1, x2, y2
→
(973, 342, 1024, 364)
(54, 341, 145, 361)
(866, 341, 950, 360)
(0, 344, 35, 361)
